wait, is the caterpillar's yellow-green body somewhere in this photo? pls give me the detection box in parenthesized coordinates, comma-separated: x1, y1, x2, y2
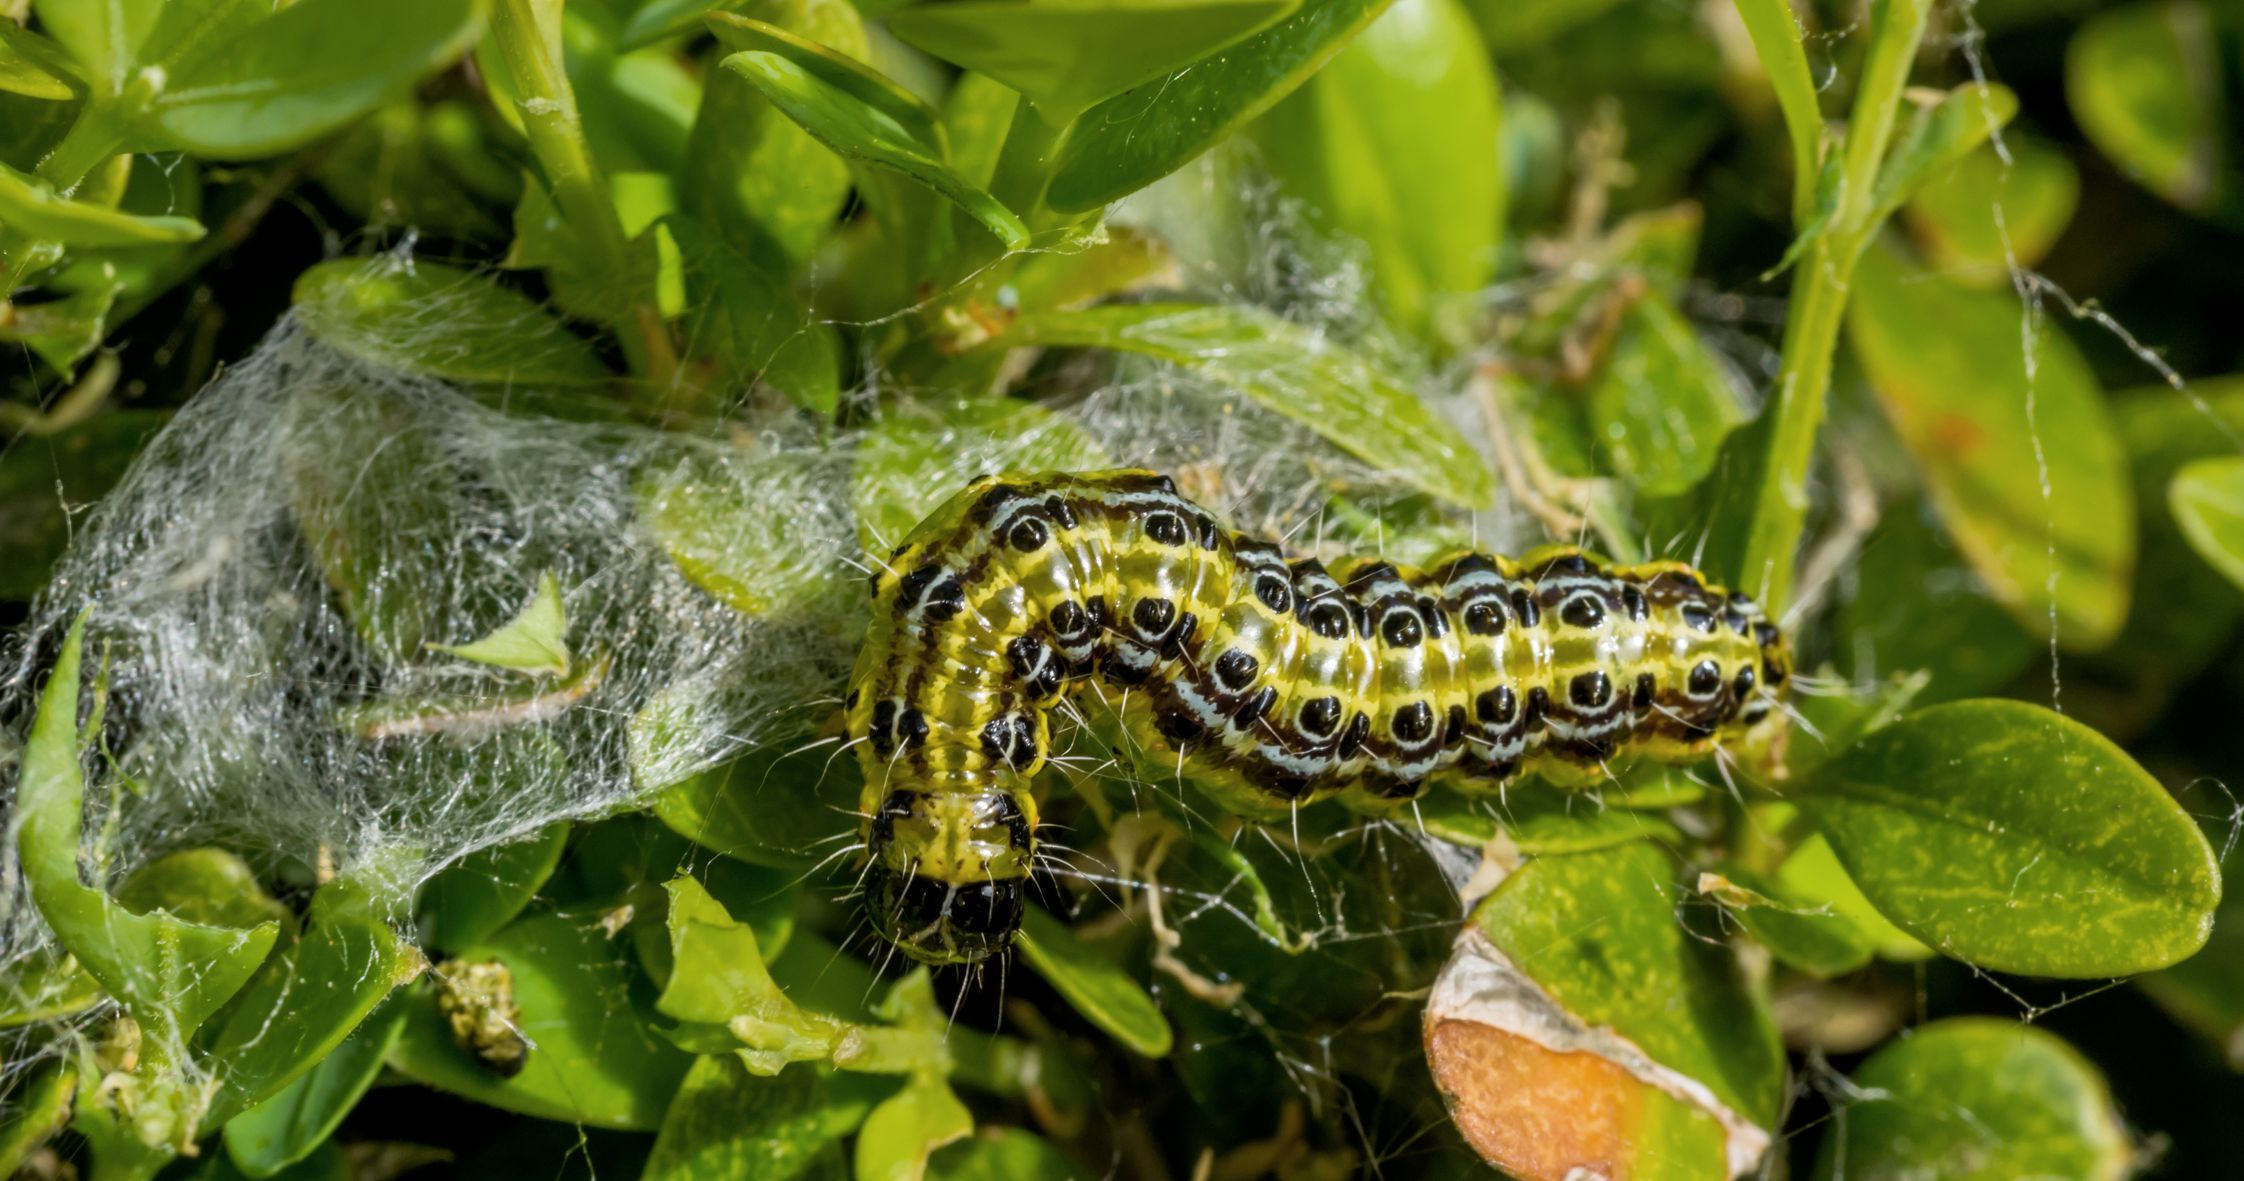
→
(849, 470, 1789, 963)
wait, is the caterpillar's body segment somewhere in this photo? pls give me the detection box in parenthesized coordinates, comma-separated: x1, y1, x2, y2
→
(848, 470, 1790, 963)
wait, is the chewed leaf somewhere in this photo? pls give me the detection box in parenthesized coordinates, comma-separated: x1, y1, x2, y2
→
(1797, 698, 2220, 977)
(889, 0, 1297, 124)
(16, 615, 280, 1048)
(1810, 1018, 2131, 1180)
(2168, 457, 2244, 593)
(429, 571, 572, 676)
(1004, 302, 1496, 507)
(1015, 907, 1173, 1057)
(1434, 842, 1781, 1180)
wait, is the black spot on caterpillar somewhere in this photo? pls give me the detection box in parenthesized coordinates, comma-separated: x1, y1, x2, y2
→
(849, 470, 1790, 963)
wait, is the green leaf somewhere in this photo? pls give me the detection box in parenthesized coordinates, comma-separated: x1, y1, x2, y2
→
(2105, 380, 2244, 700)
(888, 0, 1297, 125)
(1004, 302, 1495, 507)
(639, 452, 849, 620)
(0, 23, 77, 101)
(855, 1073, 973, 1181)
(928, 1129, 1093, 1181)
(2138, 809, 2244, 1064)
(624, 0, 735, 49)
(1833, 499, 2037, 704)
(1253, 0, 1500, 336)
(415, 822, 571, 955)
(1414, 784, 1684, 854)
(2168, 456, 2244, 593)
(116, 849, 293, 934)
(668, 213, 841, 415)
(16, 614, 281, 1050)
(201, 875, 424, 1130)
(1774, 830, 1932, 963)
(1730, 0, 1823, 223)
(28, 0, 164, 95)
(1867, 82, 2020, 226)
(427, 570, 573, 675)
(0, 1059, 74, 1178)
(0, 284, 116, 375)
(142, 0, 486, 158)
(1044, 0, 1395, 212)
(1584, 289, 1749, 496)
(853, 398, 1109, 551)
(221, 1000, 407, 1178)
(680, 0, 863, 273)
(1846, 239, 2134, 646)
(1903, 135, 2080, 285)
(1810, 1018, 2131, 1181)
(1014, 907, 1173, 1057)
(718, 49, 1028, 249)
(0, 159, 203, 245)
(647, 731, 862, 870)
(644, 1054, 877, 1181)
(293, 257, 610, 387)
(1469, 841, 1787, 1127)
(0, 410, 164, 600)
(2066, 1, 2226, 214)
(1797, 698, 2220, 976)
(1699, 867, 1873, 979)
(388, 913, 692, 1130)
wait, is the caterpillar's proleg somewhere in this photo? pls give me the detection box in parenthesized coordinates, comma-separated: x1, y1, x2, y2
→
(848, 470, 1790, 964)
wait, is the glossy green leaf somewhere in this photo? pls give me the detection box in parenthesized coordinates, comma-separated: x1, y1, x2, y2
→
(1471, 842, 1785, 1127)
(707, 13, 940, 143)
(855, 1073, 973, 1181)
(889, 0, 1297, 124)
(1868, 82, 2020, 226)
(1774, 830, 1933, 963)
(428, 570, 572, 675)
(221, 1000, 407, 1178)
(0, 1059, 74, 1178)
(2066, 1, 2225, 213)
(388, 913, 691, 1130)
(293, 258, 609, 386)
(1584, 289, 1749, 496)
(142, 0, 485, 158)
(1904, 136, 2080, 285)
(2138, 810, 2244, 1065)
(1015, 906, 1173, 1057)
(1005, 302, 1495, 506)
(1254, 0, 1500, 335)
(644, 1053, 877, 1181)
(16, 615, 281, 1049)
(1797, 698, 2220, 976)
(0, 410, 166, 600)
(1847, 239, 2133, 646)
(1044, 0, 1395, 212)
(415, 822, 571, 955)
(719, 50, 1028, 249)
(668, 214, 842, 415)
(1811, 1018, 2131, 1180)
(648, 732, 862, 870)
(0, 159, 203, 245)
(0, 22, 78, 101)
(1701, 866, 1873, 979)
(928, 1129, 1093, 1181)
(681, 1, 863, 273)
(853, 398, 1108, 550)
(2168, 457, 2244, 593)
(27, 0, 165, 94)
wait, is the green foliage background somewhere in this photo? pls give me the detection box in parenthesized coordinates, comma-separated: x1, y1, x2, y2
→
(3, 0, 2243, 1177)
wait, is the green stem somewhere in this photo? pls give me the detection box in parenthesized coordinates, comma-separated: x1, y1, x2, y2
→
(487, 0, 676, 385)
(1727, 0, 1931, 614)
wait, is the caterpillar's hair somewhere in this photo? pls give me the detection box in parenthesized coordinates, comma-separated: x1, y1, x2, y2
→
(847, 470, 1790, 963)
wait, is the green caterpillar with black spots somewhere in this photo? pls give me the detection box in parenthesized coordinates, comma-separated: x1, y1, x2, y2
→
(847, 470, 1790, 964)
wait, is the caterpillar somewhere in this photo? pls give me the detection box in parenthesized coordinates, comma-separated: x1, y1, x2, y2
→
(847, 470, 1790, 964)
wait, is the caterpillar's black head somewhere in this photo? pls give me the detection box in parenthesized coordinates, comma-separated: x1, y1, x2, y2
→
(863, 787, 1034, 964)
(866, 868, 1025, 964)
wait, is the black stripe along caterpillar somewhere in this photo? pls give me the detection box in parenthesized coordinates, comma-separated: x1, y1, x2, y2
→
(847, 470, 1790, 964)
